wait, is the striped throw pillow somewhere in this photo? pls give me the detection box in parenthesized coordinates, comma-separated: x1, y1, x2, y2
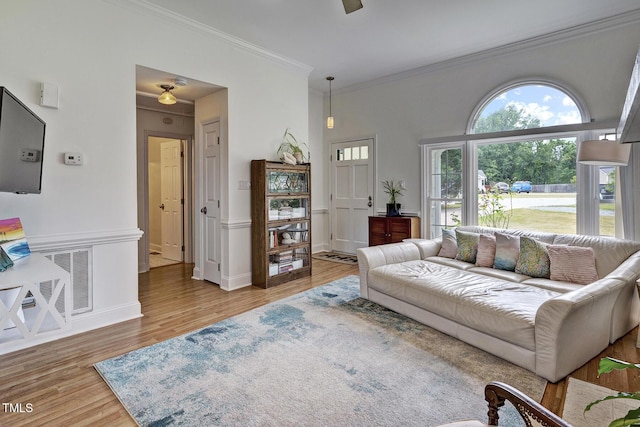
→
(548, 245, 599, 285)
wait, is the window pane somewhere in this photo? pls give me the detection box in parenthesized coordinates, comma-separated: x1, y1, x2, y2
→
(360, 146, 369, 159)
(352, 146, 360, 160)
(477, 138, 577, 234)
(598, 166, 615, 237)
(336, 148, 343, 161)
(474, 84, 581, 133)
(429, 147, 463, 237)
(344, 147, 352, 160)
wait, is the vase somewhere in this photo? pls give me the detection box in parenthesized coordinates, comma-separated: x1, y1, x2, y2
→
(293, 152, 303, 164)
(386, 203, 401, 217)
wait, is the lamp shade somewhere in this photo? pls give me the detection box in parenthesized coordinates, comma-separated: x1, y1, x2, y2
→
(577, 140, 631, 166)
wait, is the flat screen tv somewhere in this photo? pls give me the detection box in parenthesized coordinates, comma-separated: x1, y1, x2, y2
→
(0, 87, 46, 194)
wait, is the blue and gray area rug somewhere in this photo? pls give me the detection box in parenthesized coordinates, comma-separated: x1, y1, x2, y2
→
(95, 275, 544, 426)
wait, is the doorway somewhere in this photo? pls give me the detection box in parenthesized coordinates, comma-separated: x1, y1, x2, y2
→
(330, 138, 375, 254)
(147, 135, 193, 268)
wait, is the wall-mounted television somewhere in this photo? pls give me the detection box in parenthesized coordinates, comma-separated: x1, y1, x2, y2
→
(0, 87, 46, 194)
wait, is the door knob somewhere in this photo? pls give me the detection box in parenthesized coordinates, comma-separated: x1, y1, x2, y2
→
(159, 204, 165, 210)
(201, 206, 207, 215)
(368, 196, 372, 207)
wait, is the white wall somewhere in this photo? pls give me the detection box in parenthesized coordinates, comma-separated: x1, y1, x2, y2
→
(0, 0, 310, 346)
(323, 22, 640, 219)
(308, 89, 329, 253)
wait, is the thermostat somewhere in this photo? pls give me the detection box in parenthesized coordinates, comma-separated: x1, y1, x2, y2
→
(64, 152, 83, 165)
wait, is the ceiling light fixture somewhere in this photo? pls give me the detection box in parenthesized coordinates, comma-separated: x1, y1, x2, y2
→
(577, 138, 631, 166)
(326, 76, 334, 129)
(158, 84, 177, 105)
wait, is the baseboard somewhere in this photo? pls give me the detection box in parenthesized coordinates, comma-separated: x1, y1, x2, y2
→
(0, 302, 142, 356)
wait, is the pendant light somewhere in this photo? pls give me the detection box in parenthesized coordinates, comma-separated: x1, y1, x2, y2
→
(326, 76, 334, 129)
(158, 84, 177, 105)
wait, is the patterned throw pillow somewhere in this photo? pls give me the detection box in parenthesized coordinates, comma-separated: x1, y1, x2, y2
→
(437, 228, 458, 259)
(515, 236, 550, 278)
(455, 230, 479, 263)
(493, 232, 520, 271)
(548, 245, 599, 285)
(475, 234, 496, 267)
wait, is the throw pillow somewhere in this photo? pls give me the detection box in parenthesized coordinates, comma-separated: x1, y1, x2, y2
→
(437, 228, 458, 259)
(493, 232, 520, 271)
(548, 245, 599, 285)
(455, 230, 479, 263)
(515, 236, 550, 278)
(475, 234, 496, 267)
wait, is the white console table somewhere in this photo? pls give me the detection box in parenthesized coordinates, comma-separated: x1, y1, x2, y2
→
(0, 254, 71, 347)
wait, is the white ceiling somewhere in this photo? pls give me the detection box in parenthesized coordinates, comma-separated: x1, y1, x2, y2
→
(136, 0, 640, 105)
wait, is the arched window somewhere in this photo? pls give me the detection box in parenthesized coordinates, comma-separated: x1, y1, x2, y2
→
(471, 83, 584, 133)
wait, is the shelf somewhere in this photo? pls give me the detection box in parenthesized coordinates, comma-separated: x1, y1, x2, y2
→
(252, 159, 312, 288)
(0, 254, 71, 346)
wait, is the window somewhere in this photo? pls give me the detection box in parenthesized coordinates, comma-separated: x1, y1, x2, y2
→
(426, 145, 464, 237)
(422, 80, 619, 237)
(336, 145, 369, 161)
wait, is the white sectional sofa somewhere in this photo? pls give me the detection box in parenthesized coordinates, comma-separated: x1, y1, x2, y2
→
(356, 226, 640, 382)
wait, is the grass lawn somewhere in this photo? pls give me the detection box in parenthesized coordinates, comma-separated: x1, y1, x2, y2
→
(506, 208, 614, 236)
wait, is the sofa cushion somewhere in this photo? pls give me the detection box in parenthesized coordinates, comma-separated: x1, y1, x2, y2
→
(426, 256, 476, 270)
(521, 278, 583, 293)
(548, 245, 599, 285)
(494, 232, 520, 271)
(468, 266, 531, 283)
(515, 236, 550, 278)
(367, 260, 560, 351)
(455, 230, 479, 263)
(438, 228, 458, 258)
(475, 234, 496, 267)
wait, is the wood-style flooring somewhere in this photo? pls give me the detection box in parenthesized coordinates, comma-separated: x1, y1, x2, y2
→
(0, 259, 638, 426)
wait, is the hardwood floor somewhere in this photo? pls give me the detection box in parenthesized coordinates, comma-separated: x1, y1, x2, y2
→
(0, 259, 638, 425)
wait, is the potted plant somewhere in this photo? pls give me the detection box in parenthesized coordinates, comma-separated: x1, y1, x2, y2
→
(584, 357, 640, 426)
(277, 129, 309, 164)
(382, 179, 404, 217)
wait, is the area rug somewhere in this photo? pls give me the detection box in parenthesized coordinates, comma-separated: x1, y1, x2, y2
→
(312, 251, 358, 265)
(561, 377, 637, 427)
(95, 275, 545, 426)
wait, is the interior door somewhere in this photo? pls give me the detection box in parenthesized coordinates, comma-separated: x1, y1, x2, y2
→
(202, 121, 221, 284)
(331, 139, 374, 254)
(160, 139, 183, 261)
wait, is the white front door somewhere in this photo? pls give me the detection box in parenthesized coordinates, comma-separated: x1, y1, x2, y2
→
(160, 139, 183, 261)
(331, 139, 374, 254)
(201, 121, 221, 284)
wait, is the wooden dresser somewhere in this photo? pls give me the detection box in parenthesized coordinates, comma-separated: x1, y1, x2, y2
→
(368, 216, 420, 246)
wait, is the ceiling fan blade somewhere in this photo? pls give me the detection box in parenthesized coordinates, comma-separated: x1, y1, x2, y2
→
(343, 0, 363, 14)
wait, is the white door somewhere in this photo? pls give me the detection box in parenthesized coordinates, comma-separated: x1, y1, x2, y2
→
(160, 139, 183, 261)
(331, 139, 374, 254)
(201, 121, 221, 283)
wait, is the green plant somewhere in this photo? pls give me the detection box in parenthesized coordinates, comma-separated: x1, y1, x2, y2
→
(478, 187, 512, 228)
(381, 180, 405, 206)
(277, 128, 309, 162)
(585, 357, 640, 426)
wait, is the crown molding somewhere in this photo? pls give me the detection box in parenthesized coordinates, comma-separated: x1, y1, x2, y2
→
(335, 9, 640, 95)
(103, 0, 314, 75)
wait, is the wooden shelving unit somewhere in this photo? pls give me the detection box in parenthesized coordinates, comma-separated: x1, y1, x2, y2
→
(251, 160, 311, 288)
